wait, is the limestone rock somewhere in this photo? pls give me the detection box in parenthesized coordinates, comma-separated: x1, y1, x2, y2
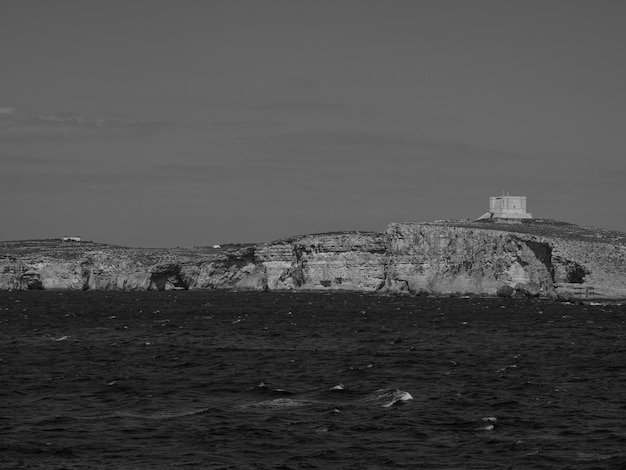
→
(513, 282, 541, 297)
(384, 223, 554, 297)
(496, 285, 514, 298)
(1, 220, 625, 299)
(255, 232, 387, 291)
(150, 264, 187, 290)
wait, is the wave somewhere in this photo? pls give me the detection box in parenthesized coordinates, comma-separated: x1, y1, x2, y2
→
(237, 398, 312, 410)
(36, 407, 213, 422)
(358, 388, 414, 408)
(585, 300, 625, 306)
(111, 407, 211, 420)
(33, 385, 414, 423)
(51, 335, 70, 342)
(1, 443, 76, 457)
(240, 384, 413, 410)
(252, 382, 295, 396)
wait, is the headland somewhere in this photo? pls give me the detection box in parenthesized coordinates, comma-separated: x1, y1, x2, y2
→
(2, 219, 625, 300)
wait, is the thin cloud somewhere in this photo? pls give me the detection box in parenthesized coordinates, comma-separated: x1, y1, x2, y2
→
(241, 129, 415, 148)
(280, 74, 323, 94)
(249, 101, 354, 112)
(242, 129, 533, 163)
(0, 153, 51, 166)
(0, 111, 170, 142)
(0, 107, 15, 114)
(207, 119, 285, 131)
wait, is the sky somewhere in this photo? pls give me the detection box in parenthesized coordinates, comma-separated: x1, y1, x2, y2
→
(2, 1, 626, 247)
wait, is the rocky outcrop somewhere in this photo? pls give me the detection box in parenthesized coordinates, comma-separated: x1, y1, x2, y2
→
(542, 237, 626, 299)
(182, 247, 267, 291)
(1, 220, 625, 299)
(255, 232, 387, 291)
(383, 223, 555, 297)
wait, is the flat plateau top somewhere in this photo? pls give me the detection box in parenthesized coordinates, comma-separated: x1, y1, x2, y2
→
(2, 220, 625, 259)
(424, 219, 626, 245)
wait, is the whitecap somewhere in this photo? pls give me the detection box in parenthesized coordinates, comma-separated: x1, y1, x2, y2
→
(113, 408, 210, 420)
(253, 382, 292, 394)
(241, 398, 310, 410)
(385, 390, 413, 407)
(361, 388, 413, 408)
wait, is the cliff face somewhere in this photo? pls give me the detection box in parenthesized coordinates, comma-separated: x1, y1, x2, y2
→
(255, 232, 388, 291)
(2, 220, 625, 299)
(384, 223, 555, 297)
(538, 237, 626, 299)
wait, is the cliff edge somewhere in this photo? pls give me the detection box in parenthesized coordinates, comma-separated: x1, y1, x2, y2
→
(2, 220, 625, 299)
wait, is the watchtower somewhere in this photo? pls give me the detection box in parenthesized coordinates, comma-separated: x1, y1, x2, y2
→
(477, 194, 532, 220)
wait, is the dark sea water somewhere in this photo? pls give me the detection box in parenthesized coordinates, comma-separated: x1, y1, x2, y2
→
(2, 291, 626, 469)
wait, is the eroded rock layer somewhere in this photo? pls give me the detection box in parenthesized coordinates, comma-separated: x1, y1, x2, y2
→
(384, 223, 555, 297)
(2, 220, 625, 299)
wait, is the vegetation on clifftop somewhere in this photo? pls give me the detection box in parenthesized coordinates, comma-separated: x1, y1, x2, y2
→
(429, 219, 626, 246)
(2, 220, 625, 298)
(2, 220, 625, 260)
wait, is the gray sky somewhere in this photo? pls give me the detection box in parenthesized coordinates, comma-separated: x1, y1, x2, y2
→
(2, 1, 625, 247)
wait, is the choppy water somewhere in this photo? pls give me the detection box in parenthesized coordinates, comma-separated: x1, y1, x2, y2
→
(2, 291, 626, 469)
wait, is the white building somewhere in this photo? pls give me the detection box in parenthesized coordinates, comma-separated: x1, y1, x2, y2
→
(477, 195, 532, 220)
(62, 236, 81, 242)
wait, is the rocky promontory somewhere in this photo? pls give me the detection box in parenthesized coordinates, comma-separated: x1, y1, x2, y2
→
(2, 219, 625, 299)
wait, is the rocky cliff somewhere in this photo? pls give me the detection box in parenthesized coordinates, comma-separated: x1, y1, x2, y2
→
(384, 223, 556, 297)
(2, 220, 625, 299)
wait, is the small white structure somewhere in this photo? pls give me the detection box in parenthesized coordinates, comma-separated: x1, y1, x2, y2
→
(62, 236, 81, 242)
(477, 194, 532, 220)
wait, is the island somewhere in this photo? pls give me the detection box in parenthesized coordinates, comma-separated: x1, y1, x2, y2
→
(2, 218, 625, 300)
